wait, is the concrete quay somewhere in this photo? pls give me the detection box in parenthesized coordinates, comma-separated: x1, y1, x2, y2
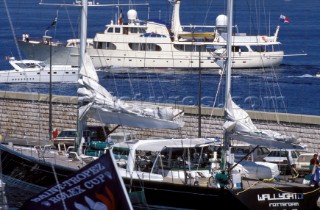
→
(0, 91, 320, 153)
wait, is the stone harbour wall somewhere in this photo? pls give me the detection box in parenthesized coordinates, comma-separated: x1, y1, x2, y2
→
(0, 91, 319, 153)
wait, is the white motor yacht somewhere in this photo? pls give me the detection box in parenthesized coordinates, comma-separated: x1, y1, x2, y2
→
(0, 57, 78, 83)
(18, 0, 284, 70)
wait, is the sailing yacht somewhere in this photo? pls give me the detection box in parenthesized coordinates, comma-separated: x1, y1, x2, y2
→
(18, 0, 284, 69)
(106, 0, 320, 209)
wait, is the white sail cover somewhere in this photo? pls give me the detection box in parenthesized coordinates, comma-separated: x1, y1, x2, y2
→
(77, 54, 184, 129)
(223, 94, 304, 149)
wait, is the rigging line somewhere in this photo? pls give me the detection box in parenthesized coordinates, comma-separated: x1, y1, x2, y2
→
(110, 71, 120, 98)
(155, 72, 169, 105)
(61, 1, 77, 39)
(202, 0, 215, 26)
(264, 66, 293, 128)
(149, 71, 163, 104)
(50, 10, 60, 39)
(125, 70, 136, 100)
(3, 0, 22, 60)
(205, 70, 224, 138)
(51, 163, 67, 210)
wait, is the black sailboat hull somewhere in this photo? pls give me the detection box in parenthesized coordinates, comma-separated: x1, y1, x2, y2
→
(125, 178, 248, 209)
(124, 178, 320, 210)
(1, 144, 319, 210)
(0, 144, 75, 188)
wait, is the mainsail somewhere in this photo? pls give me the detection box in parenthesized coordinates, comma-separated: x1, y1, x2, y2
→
(223, 93, 304, 149)
(77, 54, 184, 129)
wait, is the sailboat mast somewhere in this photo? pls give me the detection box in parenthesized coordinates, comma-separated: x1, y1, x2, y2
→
(222, 0, 233, 171)
(225, 0, 233, 95)
(76, 0, 88, 154)
(80, 0, 87, 64)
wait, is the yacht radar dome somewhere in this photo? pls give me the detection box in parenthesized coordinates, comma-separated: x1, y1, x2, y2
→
(127, 9, 138, 22)
(216, 15, 227, 28)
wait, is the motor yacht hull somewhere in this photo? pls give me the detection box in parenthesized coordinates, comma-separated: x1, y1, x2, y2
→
(18, 40, 284, 69)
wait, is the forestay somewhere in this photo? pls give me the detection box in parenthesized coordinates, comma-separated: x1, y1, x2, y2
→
(78, 54, 184, 129)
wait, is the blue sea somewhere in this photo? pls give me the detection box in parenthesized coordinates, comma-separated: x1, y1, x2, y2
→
(0, 0, 320, 116)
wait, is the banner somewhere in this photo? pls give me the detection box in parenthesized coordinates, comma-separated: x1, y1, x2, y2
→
(21, 150, 133, 210)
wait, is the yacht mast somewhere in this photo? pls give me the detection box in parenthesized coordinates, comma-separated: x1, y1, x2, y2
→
(222, 0, 233, 171)
(76, 0, 88, 154)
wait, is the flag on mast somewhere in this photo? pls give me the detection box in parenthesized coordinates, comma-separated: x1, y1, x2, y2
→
(46, 16, 58, 30)
(119, 9, 123, 25)
(279, 14, 290, 23)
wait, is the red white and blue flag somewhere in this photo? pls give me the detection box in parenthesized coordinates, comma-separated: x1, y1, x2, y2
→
(119, 9, 123, 25)
(279, 14, 290, 23)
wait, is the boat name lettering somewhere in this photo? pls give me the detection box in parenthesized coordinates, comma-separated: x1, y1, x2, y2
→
(84, 173, 105, 189)
(269, 202, 299, 207)
(30, 163, 107, 203)
(257, 193, 303, 201)
(47, 174, 106, 204)
(60, 162, 106, 188)
(48, 185, 86, 204)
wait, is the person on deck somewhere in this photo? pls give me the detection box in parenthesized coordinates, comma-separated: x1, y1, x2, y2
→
(309, 154, 320, 187)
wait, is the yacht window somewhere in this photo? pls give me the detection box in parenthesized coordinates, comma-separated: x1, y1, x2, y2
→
(95, 42, 103, 49)
(94, 41, 116, 50)
(130, 28, 138, 33)
(138, 28, 146, 33)
(26, 63, 36, 68)
(140, 33, 166, 38)
(174, 44, 208, 52)
(115, 27, 121, 33)
(106, 42, 116, 50)
(158, 147, 211, 169)
(16, 63, 28, 68)
(232, 46, 240, 52)
(239, 46, 249, 52)
(128, 43, 161, 51)
(107, 27, 114, 33)
(251, 45, 266, 52)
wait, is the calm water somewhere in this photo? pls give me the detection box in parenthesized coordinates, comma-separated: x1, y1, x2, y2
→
(0, 0, 319, 117)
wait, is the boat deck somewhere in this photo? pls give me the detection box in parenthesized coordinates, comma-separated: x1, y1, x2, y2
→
(2, 142, 320, 209)
(5, 143, 317, 187)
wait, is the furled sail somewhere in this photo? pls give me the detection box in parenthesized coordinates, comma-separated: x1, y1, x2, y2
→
(223, 93, 304, 149)
(78, 54, 184, 129)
